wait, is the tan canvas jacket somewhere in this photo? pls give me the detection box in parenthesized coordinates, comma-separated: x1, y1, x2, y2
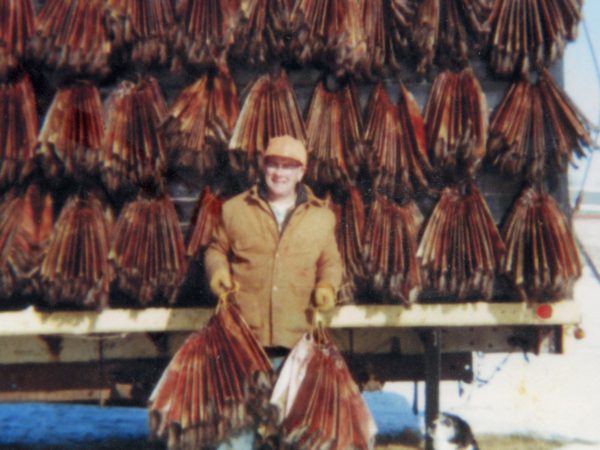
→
(205, 183, 342, 348)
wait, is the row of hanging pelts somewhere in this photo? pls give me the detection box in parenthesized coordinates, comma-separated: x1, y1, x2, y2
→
(0, 0, 584, 81)
(0, 65, 593, 198)
(0, 188, 187, 307)
(0, 177, 581, 307)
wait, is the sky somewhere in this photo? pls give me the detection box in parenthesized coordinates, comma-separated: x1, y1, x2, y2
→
(565, 1, 600, 196)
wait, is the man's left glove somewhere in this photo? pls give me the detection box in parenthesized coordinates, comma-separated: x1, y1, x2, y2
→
(209, 267, 235, 297)
(314, 285, 336, 311)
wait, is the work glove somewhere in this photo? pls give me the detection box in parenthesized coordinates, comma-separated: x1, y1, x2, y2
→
(209, 267, 235, 297)
(314, 285, 336, 311)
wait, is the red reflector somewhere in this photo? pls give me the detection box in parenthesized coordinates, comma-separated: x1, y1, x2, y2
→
(536, 304, 553, 319)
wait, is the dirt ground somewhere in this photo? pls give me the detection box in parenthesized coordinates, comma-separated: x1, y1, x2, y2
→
(377, 434, 580, 449)
(0, 436, 576, 450)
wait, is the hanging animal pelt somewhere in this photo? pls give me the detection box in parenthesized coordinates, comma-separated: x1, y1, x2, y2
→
(230, 0, 297, 65)
(28, 0, 111, 78)
(38, 193, 112, 308)
(488, 69, 596, 178)
(0, 0, 36, 80)
(329, 188, 366, 304)
(288, 0, 368, 78)
(271, 327, 378, 449)
(364, 82, 430, 200)
(171, 0, 240, 70)
(537, 69, 596, 172)
(362, 0, 418, 77)
(362, 195, 423, 304)
(0, 72, 38, 192)
(488, 77, 543, 177)
(149, 295, 274, 450)
(412, 0, 492, 75)
(304, 80, 363, 190)
(417, 182, 505, 300)
(0, 185, 53, 301)
(102, 75, 168, 194)
(186, 187, 224, 260)
(37, 81, 105, 184)
(501, 185, 581, 301)
(228, 70, 305, 187)
(161, 66, 239, 180)
(423, 67, 488, 180)
(105, 0, 175, 67)
(109, 194, 187, 305)
(488, 0, 583, 76)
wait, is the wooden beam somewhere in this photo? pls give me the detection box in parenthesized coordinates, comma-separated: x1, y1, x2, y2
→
(0, 389, 112, 403)
(318, 301, 581, 328)
(0, 301, 580, 337)
(0, 306, 213, 336)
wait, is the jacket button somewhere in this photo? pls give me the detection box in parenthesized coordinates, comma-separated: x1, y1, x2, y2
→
(273, 286, 278, 292)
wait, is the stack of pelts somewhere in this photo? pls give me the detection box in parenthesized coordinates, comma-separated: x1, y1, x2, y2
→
(149, 297, 274, 450)
(304, 79, 363, 193)
(38, 193, 112, 308)
(186, 187, 224, 261)
(424, 67, 488, 180)
(271, 328, 377, 449)
(411, 0, 492, 76)
(364, 82, 431, 200)
(27, 0, 112, 79)
(171, 0, 240, 70)
(488, 68, 596, 179)
(0, 71, 38, 191)
(417, 182, 505, 300)
(160, 66, 239, 183)
(287, 0, 368, 78)
(360, 82, 430, 304)
(230, 0, 297, 65)
(109, 194, 187, 306)
(228, 69, 305, 188)
(487, 0, 583, 76)
(500, 185, 582, 302)
(363, 195, 423, 304)
(102, 75, 167, 195)
(105, 0, 175, 67)
(418, 67, 505, 301)
(0, 0, 35, 79)
(180, 187, 224, 305)
(0, 185, 53, 306)
(36, 81, 105, 186)
(362, 0, 418, 77)
(328, 188, 366, 304)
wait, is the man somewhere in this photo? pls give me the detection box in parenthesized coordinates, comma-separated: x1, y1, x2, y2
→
(205, 135, 342, 348)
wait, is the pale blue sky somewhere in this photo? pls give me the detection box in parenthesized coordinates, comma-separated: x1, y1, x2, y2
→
(565, 1, 600, 194)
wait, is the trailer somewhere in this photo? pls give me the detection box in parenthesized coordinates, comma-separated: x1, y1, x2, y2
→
(0, 301, 582, 422)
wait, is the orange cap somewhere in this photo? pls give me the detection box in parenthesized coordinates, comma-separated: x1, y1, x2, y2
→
(264, 135, 307, 167)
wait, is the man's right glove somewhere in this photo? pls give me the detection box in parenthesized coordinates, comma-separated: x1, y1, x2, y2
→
(209, 267, 234, 296)
(314, 285, 336, 312)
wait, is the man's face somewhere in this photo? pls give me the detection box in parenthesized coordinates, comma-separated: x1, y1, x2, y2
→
(263, 156, 305, 200)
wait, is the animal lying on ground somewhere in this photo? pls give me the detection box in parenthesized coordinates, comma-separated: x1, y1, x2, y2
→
(428, 412, 479, 450)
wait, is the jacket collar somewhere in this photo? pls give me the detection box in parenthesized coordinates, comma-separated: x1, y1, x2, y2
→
(248, 182, 324, 208)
